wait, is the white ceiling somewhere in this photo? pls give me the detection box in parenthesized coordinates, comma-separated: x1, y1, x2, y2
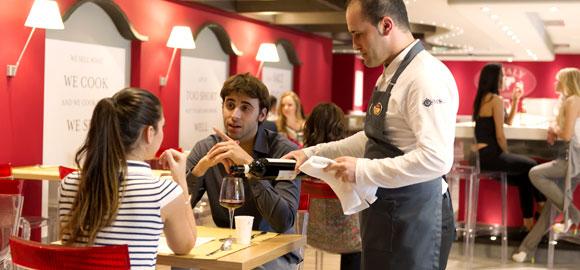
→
(186, 0, 580, 61)
(413, 0, 580, 61)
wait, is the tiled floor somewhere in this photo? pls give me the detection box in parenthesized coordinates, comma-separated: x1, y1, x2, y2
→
(158, 244, 578, 270)
(300, 244, 580, 270)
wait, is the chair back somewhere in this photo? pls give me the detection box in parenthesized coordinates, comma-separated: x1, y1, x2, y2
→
(296, 193, 310, 236)
(295, 194, 310, 270)
(0, 164, 11, 178)
(0, 194, 23, 264)
(9, 237, 130, 270)
(0, 180, 24, 195)
(58, 166, 77, 180)
(0, 163, 24, 195)
(563, 137, 580, 228)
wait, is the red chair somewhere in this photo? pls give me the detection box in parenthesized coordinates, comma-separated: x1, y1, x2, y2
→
(0, 163, 12, 178)
(58, 166, 77, 180)
(9, 237, 130, 270)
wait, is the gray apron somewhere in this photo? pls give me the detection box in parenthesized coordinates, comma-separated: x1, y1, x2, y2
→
(360, 42, 443, 270)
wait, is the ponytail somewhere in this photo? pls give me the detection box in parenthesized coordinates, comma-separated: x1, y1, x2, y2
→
(62, 88, 161, 245)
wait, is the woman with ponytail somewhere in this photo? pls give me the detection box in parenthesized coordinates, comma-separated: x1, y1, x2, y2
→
(59, 88, 196, 269)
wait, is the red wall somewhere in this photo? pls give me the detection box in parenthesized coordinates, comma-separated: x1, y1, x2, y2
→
(0, 0, 332, 234)
(0, 0, 333, 165)
(362, 54, 580, 116)
(444, 55, 580, 115)
(331, 54, 356, 112)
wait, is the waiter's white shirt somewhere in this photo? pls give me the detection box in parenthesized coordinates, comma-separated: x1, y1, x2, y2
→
(303, 40, 459, 197)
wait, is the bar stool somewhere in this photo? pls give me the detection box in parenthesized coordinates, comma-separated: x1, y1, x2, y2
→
(547, 141, 580, 268)
(447, 143, 509, 266)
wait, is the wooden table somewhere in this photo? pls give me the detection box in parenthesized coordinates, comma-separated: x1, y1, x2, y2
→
(11, 165, 169, 181)
(157, 226, 306, 270)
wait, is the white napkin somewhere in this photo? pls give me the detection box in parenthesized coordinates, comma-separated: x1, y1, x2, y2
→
(299, 156, 377, 215)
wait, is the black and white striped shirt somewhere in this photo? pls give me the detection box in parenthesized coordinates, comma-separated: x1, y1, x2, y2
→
(59, 160, 183, 269)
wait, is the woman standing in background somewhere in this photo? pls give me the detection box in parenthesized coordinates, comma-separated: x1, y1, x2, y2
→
(277, 91, 306, 147)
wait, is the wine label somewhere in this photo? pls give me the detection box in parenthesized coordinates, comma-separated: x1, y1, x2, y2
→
(265, 158, 296, 164)
(276, 170, 298, 180)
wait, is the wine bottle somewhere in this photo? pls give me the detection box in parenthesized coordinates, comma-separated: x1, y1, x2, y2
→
(230, 158, 301, 180)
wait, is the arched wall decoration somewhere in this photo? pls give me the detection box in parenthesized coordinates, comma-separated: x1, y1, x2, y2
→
(179, 25, 229, 150)
(276, 39, 301, 66)
(194, 23, 243, 56)
(62, 0, 148, 41)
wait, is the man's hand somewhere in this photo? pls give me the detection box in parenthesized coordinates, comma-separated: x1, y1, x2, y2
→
(282, 150, 308, 172)
(324, 156, 357, 183)
(206, 128, 253, 170)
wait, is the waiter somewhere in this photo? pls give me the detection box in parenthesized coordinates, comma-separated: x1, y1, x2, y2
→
(284, 0, 458, 269)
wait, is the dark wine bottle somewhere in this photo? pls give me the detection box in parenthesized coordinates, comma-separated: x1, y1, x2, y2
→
(230, 158, 301, 180)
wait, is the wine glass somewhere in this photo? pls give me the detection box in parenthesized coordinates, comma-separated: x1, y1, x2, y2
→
(219, 176, 245, 237)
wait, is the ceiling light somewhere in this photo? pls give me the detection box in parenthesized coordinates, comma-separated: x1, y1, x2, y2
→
(501, 26, 509, 32)
(490, 14, 499, 21)
(549, 6, 559, 13)
(481, 6, 491, 13)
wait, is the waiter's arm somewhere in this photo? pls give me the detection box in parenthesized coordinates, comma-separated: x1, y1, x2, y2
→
(302, 131, 367, 159)
(356, 74, 458, 189)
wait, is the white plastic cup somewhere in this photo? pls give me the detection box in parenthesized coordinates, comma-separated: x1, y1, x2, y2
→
(235, 215, 254, 245)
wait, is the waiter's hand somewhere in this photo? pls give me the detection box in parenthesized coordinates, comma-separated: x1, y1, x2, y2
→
(324, 156, 357, 183)
(282, 150, 308, 172)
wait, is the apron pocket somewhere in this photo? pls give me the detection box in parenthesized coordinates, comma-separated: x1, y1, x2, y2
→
(364, 199, 396, 252)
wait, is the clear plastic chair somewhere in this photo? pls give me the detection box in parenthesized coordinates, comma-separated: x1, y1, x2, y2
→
(295, 193, 310, 270)
(447, 140, 508, 266)
(9, 237, 130, 270)
(0, 194, 24, 269)
(470, 145, 509, 264)
(0, 163, 52, 243)
(547, 141, 580, 269)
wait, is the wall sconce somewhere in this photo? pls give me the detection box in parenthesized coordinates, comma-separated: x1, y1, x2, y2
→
(159, 26, 195, 87)
(255, 43, 279, 78)
(7, 0, 64, 77)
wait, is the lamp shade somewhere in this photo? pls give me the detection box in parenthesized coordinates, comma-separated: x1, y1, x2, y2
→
(25, 0, 64, 30)
(166, 26, 196, 49)
(256, 43, 280, 62)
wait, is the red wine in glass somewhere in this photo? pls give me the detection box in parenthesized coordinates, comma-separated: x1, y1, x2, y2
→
(219, 176, 245, 236)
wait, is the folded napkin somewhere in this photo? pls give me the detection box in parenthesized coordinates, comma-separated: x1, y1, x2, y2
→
(299, 156, 376, 215)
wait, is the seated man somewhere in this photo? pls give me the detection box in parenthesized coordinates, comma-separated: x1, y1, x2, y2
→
(186, 73, 300, 270)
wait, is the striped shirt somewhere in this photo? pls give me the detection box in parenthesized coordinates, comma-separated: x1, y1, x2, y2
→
(59, 161, 183, 269)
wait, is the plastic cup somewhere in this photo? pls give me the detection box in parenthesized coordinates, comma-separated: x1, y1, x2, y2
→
(235, 215, 254, 245)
